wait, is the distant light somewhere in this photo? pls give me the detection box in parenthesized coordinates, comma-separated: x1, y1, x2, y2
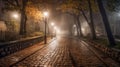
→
(118, 13, 120, 17)
(53, 26, 61, 34)
(73, 24, 76, 27)
(51, 22, 54, 26)
(57, 29, 60, 33)
(54, 26, 57, 30)
(43, 11, 49, 17)
(82, 28, 85, 33)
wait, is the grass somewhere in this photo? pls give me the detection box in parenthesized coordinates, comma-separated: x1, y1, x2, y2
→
(115, 41, 120, 49)
(93, 38, 108, 46)
(83, 37, 120, 49)
(94, 38, 120, 49)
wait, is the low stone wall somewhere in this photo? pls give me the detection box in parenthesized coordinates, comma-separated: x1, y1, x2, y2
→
(0, 36, 44, 58)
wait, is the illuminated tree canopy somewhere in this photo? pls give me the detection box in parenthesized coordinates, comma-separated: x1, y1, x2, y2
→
(26, 3, 43, 22)
(58, 0, 98, 15)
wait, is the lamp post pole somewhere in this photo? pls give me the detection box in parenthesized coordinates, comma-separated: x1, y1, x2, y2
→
(54, 26, 57, 38)
(55, 29, 56, 38)
(43, 11, 49, 44)
(44, 18, 47, 44)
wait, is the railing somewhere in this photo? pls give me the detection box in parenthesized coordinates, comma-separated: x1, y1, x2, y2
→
(0, 36, 44, 58)
(0, 30, 20, 42)
(86, 40, 120, 63)
(0, 30, 5, 41)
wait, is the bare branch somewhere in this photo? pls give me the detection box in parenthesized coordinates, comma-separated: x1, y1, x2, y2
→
(14, 0, 20, 7)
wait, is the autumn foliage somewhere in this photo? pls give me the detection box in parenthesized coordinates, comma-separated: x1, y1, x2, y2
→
(26, 2, 43, 22)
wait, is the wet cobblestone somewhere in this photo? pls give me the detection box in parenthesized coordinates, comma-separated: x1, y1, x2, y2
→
(0, 37, 119, 67)
(14, 38, 73, 67)
(13, 38, 108, 67)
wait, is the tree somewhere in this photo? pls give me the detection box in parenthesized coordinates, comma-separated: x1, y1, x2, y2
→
(57, 0, 97, 39)
(19, 0, 28, 35)
(97, 0, 116, 46)
(5, 21, 19, 32)
(2, 0, 28, 35)
(87, 0, 96, 39)
(57, 0, 85, 37)
(106, 0, 120, 12)
(2, 0, 45, 35)
(26, 4, 43, 22)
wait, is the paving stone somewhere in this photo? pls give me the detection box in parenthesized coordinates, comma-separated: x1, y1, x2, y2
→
(1, 37, 119, 67)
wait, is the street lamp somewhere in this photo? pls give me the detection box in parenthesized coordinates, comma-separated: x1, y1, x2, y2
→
(43, 11, 49, 44)
(12, 12, 19, 20)
(43, 12, 49, 17)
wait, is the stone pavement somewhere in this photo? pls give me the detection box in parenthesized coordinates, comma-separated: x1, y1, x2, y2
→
(14, 38, 73, 67)
(0, 38, 53, 67)
(0, 37, 120, 67)
(12, 37, 118, 67)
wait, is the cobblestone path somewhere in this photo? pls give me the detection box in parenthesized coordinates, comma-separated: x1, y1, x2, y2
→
(12, 37, 108, 67)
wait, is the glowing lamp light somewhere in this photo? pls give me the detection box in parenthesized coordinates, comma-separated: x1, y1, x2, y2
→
(51, 22, 54, 26)
(43, 11, 49, 17)
(12, 13, 19, 19)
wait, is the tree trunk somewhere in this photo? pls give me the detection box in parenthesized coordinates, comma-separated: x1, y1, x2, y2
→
(74, 17, 80, 37)
(76, 15, 83, 37)
(66, 13, 82, 37)
(46, 21, 50, 35)
(73, 15, 80, 37)
(80, 9, 89, 23)
(19, 0, 27, 35)
(97, 0, 116, 46)
(88, 0, 96, 39)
